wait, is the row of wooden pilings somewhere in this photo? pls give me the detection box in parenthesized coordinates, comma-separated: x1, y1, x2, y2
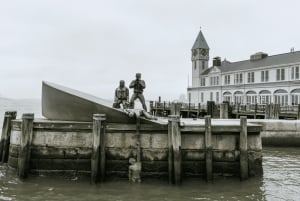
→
(0, 111, 249, 185)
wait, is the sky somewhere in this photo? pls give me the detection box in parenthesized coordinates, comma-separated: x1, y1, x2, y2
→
(1, 0, 300, 101)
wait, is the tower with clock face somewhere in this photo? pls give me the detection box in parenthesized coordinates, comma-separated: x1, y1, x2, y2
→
(191, 30, 209, 87)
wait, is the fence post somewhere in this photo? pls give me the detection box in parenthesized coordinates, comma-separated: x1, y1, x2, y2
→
(0, 111, 17, 163)
(240, 116, 248, 180)
(91, 114, 106, 184)
(168, 115, 181, 185)
(205, 115, 213, 182)
(17, 113, 34, 179)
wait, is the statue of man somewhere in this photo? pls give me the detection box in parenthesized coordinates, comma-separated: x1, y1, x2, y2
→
(128, 158, 141, 183)
(113, 80, 129, 109)
(129, 73, 147, 111)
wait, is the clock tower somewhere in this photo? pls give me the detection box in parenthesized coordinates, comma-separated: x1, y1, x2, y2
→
(191, 30, 209, 87)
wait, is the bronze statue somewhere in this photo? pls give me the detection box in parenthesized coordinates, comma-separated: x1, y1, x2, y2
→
(113, 80, 129, 109)
(128, 158, 141, 183)
(129, 73, 147, 111)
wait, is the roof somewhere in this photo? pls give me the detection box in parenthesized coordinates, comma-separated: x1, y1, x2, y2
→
(192, 30, 209, 50)
(201, 51, 300, 75)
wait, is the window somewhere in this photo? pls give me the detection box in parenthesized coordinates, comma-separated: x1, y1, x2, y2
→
(261, 70, 269, 82)
(276, 68, 285, 81)
(202, 61, 205, 70)
(216, 92, 219, 103)
(247, 72, 255, 83)
(188, 93, 191, 102)
(201, 92, 204, 102)
(291, 66, 299, 80)
(210, 92, 213, 101)
(224, 75, 231, 85)
(234, 73, 243, 84)
(193, 61, 196, 70)
(200, 78, 206, 86)
(210, 76, 219, 86)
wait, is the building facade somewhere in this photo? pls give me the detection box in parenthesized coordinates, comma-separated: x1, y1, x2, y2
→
(187, 30, 300, 106)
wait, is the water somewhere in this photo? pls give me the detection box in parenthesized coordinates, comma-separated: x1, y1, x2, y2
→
(1, 99, 300, 201)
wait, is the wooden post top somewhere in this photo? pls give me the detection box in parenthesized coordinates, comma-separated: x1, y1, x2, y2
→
(93, 114, 106, 121)
(22, 113, 34, 119)
(4, 111, 17, 118)
(168, 115, 180, 122)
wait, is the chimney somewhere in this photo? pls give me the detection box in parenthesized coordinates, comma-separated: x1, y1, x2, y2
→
(213, 57, 221, 67)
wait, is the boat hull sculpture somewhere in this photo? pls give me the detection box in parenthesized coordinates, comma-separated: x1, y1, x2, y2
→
(42, 81, 154, 124)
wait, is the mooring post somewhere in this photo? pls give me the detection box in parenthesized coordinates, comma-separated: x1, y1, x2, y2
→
(0, 111, 17, 163)
(207, 101, 215, 117)
(240, 116, 248, 180)
(297, 104, 300, 120)
(91, 114, 106, 184)
(254, 103, 258, 119)
(197, 103, 201, 118)
(220, 103, 228, 119)
(205, 115, 213, 182)
(265, 104, 270, 119)
(17, 113, 34, 179)
(168, 115, 181, 185)
(274, 104, 280, 119)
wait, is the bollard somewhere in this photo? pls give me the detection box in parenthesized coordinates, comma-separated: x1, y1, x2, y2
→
(91, 114, 106, 184)
(205, 115, 213, 182)
(168, 115, 181, 185)
(0, 111, 17, 163)
(220, 103, 229, 119)
(240, 116, 248, 180)
(17, 113, 34, 179)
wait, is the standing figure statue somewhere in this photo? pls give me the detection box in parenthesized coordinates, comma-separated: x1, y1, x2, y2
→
(128, 158, 141, 183)
(113, 80, 129, 109)
(129, 73, 147, 111)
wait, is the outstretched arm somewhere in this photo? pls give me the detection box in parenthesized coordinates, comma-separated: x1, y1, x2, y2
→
(129, 80, 135, 88)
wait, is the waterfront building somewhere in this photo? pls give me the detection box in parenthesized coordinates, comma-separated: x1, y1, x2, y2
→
(187, 30, 300, 106)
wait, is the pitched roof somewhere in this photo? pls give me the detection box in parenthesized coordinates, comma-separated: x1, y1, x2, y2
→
(201, 51, 300, 75)
(192, 30, 209, 50)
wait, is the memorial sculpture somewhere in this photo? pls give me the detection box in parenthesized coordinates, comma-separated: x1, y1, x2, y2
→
(129, 73, 147, 111)
(128, 158, 141, 183)
(113, 80, 129, 109)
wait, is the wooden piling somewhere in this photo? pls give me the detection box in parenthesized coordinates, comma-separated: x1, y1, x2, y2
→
(207, 101, 215, 117)
(170, 103, 181, 116)
(254, 103, 258, 119)
(205, 115, 213, 182)
(274, 104, 280, 119)
(91, 114, 106, 184)
(0, 111, 17, 163)
(168, 115, 181, 185)
(265, 104, 270, 119)
(240, 116, 248, 180)
(17, 113, 34, 179)
(136, 115, 141, 163)
(297, 104, 300, 120)
(220, 103, 228, 119)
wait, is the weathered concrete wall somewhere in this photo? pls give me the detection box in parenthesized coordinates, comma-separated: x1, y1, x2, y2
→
(8, 119, 262, 178)
(249, 120, 300, 146)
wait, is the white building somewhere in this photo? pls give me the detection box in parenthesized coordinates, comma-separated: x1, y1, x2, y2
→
(187, 30, 300, 106)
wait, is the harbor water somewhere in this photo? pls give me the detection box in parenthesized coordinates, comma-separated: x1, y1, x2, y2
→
(0, 99, 300, 201)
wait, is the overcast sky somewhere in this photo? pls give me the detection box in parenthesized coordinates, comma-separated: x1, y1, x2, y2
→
(1, 0, 300, 101)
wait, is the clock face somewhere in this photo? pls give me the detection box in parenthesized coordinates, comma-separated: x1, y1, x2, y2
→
(201, 49, 207, 56)
(192, 50, 197, 56)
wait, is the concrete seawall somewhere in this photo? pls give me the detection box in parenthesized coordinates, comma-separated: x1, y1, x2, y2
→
(249, 120, 300, 147)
